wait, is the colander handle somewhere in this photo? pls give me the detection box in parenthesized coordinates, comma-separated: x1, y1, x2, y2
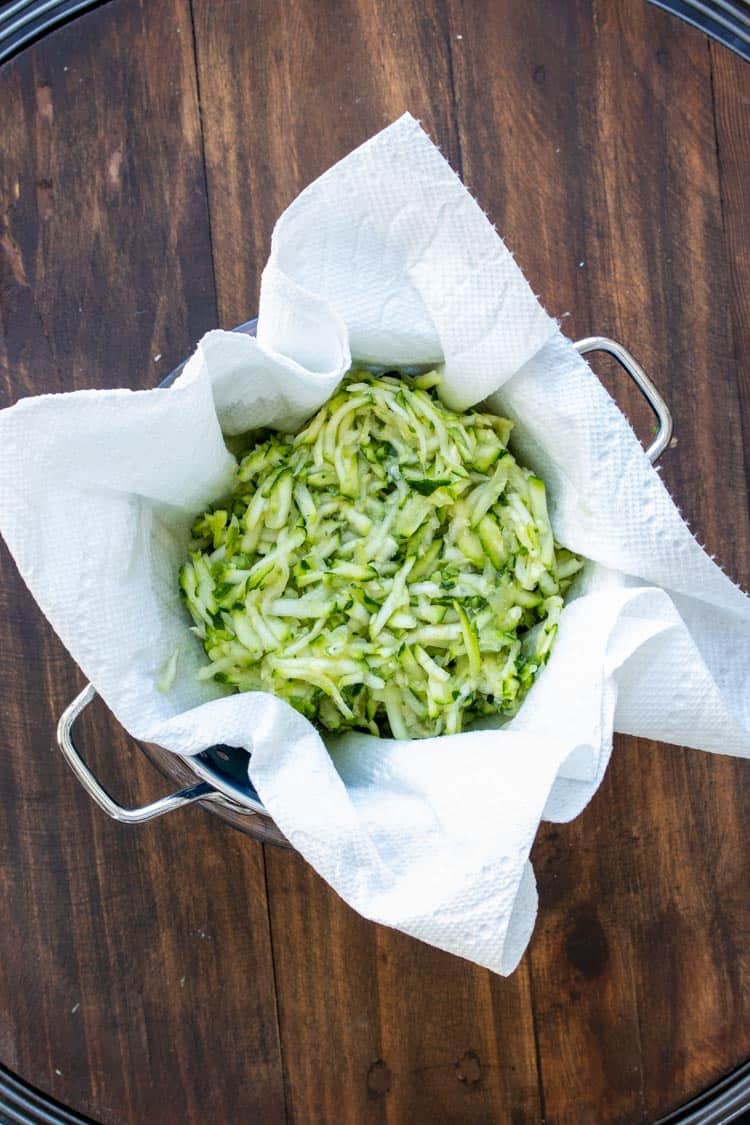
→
(56, 683, 226, 823)
(573, 336, 673, 463)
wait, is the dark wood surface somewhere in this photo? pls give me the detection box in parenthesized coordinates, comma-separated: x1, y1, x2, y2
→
(1, 2, 749, 1122)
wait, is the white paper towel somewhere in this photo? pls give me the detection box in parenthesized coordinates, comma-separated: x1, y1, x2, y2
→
(2, 113, 750, 975)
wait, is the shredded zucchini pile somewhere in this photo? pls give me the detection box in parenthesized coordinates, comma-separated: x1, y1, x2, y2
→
(180, 369, 582, 739)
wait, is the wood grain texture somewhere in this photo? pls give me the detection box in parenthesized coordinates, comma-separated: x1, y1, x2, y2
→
(446, 3, 750, 1123)
(1, 1, 750, 1123)
(711, 39, 750, 503)
(0, 3, 285, 1123)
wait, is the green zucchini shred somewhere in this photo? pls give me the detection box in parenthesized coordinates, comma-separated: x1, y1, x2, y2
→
(179, 367, 583, 739)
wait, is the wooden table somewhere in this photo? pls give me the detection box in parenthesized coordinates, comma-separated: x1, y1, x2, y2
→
(1, 2, 750, 1122)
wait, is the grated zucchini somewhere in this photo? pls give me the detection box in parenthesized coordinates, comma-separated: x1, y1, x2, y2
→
(179, 368, 583, 738)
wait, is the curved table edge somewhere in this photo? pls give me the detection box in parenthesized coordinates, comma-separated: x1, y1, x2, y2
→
(656, 1060, 750, 1125)
(0, 1061, 95, 1125)
(0, 0, 114, 66)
